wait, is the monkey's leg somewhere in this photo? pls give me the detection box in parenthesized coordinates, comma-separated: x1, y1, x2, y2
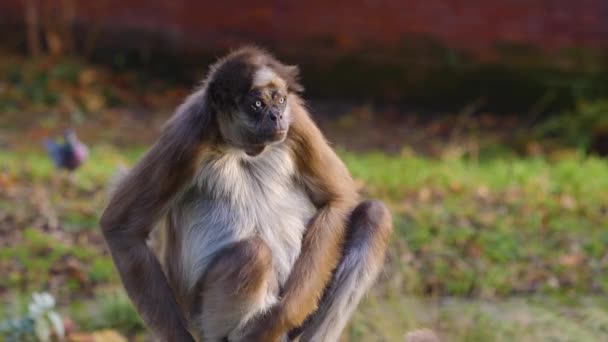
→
(293, 200, 392, 342)
(194, 238, 275, 342)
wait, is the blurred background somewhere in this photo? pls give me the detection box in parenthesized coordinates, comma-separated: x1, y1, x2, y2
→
(0, 1, 607, 341)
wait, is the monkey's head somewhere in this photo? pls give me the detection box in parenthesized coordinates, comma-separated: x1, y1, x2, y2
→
(207, 47, 303, 156)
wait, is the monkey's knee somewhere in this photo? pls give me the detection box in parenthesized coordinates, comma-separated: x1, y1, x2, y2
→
(292, 201, 392, 341)
(348, 200, 393, 251)
(205, 237, 273, 297)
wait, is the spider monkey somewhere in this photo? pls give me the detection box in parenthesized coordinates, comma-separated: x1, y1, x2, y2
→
(100, 47, 392, 342)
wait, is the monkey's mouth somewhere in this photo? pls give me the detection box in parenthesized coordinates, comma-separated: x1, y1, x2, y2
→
(263, 128, 287, 142)
(274, 129, 288, 139)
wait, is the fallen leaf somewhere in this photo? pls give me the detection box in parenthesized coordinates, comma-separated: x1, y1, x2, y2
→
(79, 69, 98, 87)
(69, 329, 127, 342)
(559, 254, 585, 267)
(475, 185, 490, 200)
(404, 328, 441, 342)
(560, 195, 577, 210)
(526, 142, 543, 156)
(418, 188, 432, 202)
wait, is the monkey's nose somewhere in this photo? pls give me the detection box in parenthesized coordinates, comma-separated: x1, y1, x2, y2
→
(269, 109, 283, 121)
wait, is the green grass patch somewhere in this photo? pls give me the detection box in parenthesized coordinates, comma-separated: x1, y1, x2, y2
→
(341, 150, 608, 200)
(69, 289, 145, 336)
(0, 227, 115, 294)
(1, 147, 607, 297)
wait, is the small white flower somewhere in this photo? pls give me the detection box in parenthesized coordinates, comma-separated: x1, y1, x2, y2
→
(27, 292, 64, 341)
(34, 316, 50, 342)
(47, 311, 65, 339)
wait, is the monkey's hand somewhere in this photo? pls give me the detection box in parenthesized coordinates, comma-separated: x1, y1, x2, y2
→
(238, 305, 286, 342)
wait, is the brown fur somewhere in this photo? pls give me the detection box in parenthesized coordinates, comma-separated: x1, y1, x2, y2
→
(348, 200, 393, 265)
(282, 99, 359, 325)
(100, 47, 389, 342)
(100, 89, 212, 341)
(289, 200, 392, 341)
(197, 238, 274, 341)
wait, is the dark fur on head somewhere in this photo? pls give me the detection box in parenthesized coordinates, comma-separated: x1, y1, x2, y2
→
(206, 47, 303, 155)
(207, 46, 303, 111)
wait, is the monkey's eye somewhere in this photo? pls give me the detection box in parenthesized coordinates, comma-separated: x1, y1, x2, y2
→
(279, 97, 285, 104)
(255, 100, 262, 108)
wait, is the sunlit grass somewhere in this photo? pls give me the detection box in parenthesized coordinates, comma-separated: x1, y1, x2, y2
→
(0, 145, 143, 187)
(4, 147, 606, 198)
(341, 150, 608, 201)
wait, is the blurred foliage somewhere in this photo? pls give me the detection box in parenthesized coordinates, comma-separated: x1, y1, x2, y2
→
(533, 99, 608, 152)
(70, 291, 144, 336)
(343, 151, 608, 297)
(349, 295, 608, 341)
(94, 292, 144, 336)
(0, 226, 115, 296)
(0, 55, 186, 118)
(300, 48, 608, 111)
(0, 292, 64, 342)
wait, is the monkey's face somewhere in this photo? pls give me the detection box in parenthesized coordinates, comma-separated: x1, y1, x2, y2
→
(218, 67, 292, 156)
(242, 86, 290, 139)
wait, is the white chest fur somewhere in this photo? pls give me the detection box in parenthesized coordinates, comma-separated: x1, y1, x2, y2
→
(173, 146, 315, 293)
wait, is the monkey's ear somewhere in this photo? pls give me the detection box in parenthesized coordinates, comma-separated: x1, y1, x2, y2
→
(277, 64, 304, 93)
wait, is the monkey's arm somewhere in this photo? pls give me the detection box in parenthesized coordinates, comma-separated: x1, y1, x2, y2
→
(244, 98, 358, 340)
(100, 95, 208, 342)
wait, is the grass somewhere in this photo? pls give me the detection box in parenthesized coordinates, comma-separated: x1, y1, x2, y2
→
(68, 290, 144, 336)
(348, 150, 608, 296)
(0, 226, 114, 295)
(348, 295, 608, 341)
(342, 150, 608, 200)
(1, 146, 607, 340)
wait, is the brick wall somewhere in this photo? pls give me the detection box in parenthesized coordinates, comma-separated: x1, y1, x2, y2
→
(2, 1, 607, 108)
(2, 0, 608, 56)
